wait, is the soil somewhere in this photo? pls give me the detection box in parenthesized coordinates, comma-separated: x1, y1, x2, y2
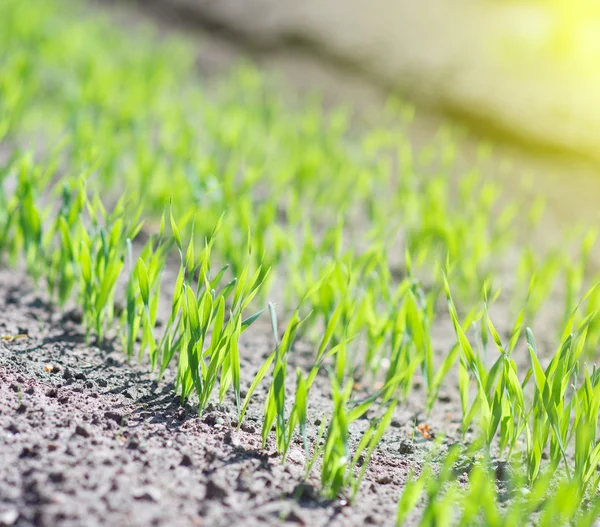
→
(0, 268, 446, 527)
(0, 248, 568, 527)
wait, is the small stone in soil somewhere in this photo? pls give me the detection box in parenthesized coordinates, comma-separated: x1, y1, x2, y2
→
(132, 487, 161, 502)
(45, 388, 58, 398)
(0, 506, 19, 526)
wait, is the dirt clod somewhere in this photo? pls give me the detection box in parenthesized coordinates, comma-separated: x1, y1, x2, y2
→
(180, 453, 193, 467)
(285, 508, 306, 525)
(104, 411, 125, 424)
(19, 446, 39, 459)
(240, 421, 256, 434)
(204, 479, 228, 501)
(62, 309, 82, 324)
(398, 439, 415, 455)
(236, 470, 253, 493)
(48, 471, 65, 484)
(127, 438, 140, 450)
(438, 393, 451, 403)
(203, 412, 226, 426)
(5, 423, 18, 434)
(74, 425, 90, 438)
(291, 483, 318, 503)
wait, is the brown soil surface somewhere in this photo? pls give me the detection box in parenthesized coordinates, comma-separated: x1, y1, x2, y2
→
(1, 260, 465, 527)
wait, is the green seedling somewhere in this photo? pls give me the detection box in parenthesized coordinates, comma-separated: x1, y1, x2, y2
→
(260, 304, 309, 453)
(319, 374, 395, 500)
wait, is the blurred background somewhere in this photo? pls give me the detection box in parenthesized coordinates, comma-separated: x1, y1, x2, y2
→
(111, 0, 600, 264)
(139, 0, 600, 161)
